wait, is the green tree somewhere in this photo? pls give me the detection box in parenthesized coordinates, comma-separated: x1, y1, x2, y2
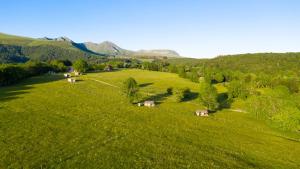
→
(189, 71, 199, 83)
(50, 60, 67, 72)
(73, 59, 88, 73)
(174, 87, 191, 102)
(204, 69, 213, 83)
(199, 82, 219, 111)
(227, 80, 249, 100)
(123, 77, 139, 103)
(279, 78, 299, 93)
(142, 62, 151, 70)
(177, 66, 187, 78)
(214, 72, 224, 83)
(168, 65, 178, 73)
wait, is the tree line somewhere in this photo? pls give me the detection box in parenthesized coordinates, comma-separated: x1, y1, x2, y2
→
(0, 60, 69, 86)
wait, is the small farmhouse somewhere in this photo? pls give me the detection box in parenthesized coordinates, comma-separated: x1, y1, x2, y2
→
(105, 65, 113, 72)
(48, 71, 55, 75)
(64, 73, 71, 78)
(67, 78, 76, 83)
(144, 101, 155, 107)
(74, 71, 81, 76)
(195, 110, 209, 117)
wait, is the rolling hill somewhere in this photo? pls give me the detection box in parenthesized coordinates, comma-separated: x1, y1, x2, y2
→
(168, 52, 300, 75)
(0, 33, 105, 63)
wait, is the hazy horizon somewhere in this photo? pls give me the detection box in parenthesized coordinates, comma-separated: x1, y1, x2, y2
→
(1, 0, 300, 58)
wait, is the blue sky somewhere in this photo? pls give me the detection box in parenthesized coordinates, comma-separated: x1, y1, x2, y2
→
(1, 0, 300, 58)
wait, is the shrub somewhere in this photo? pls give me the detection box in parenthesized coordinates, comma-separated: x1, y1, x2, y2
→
(167, 87, 173, 95)
(214, 72, 224, 83)
(174, 87, 191, 102)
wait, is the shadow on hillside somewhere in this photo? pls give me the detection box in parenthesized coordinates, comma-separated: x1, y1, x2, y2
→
(0, 74, 64, 104)
(139, 83, 153, 88)
(72, 43, 106, 56)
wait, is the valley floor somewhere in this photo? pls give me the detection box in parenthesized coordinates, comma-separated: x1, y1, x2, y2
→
(0, 69, 300, 168)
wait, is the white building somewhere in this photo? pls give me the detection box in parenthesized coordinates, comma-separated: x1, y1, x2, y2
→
(144, 101, 155, 107)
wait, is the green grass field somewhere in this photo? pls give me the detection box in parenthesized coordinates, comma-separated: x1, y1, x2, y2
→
(0, 69, 300, 168)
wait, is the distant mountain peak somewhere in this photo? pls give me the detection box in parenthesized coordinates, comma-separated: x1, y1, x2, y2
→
(82, 41, 128, 55)
(39, 36, 73, 43)
(55, 36, 73, 42)
(99, 41, 120, 49)
(40, 37, 53, 40)
(101, 41, 116, 45)
(82, 41, 181, 57)
(136, 49, 180, 57)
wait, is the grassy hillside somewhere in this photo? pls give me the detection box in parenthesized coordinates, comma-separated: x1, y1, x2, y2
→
(0, 33, 34, 45)
(0, 69, 299, 168)
(0, 33, 104, 63)
(82, 41, 132, 56)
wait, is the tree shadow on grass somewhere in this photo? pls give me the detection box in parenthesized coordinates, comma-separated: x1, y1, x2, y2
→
(141, 92, 171, 105)
(74, 79, 84, 82)
(139, 83, 153, 88)
(182, 92, 199, 102)
(87, 69, 123, 74)
(0, 74, 64, 103)
(217, 93, 233, 110)
(0, 86, 32, 102)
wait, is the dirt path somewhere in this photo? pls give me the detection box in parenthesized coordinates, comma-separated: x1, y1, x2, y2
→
(87, 78, 120, 88)
(87, 77, 157, 96)
(229, 109, 248, 113)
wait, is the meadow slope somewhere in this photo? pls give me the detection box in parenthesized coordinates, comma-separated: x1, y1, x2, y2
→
(0, 69, 300, 168)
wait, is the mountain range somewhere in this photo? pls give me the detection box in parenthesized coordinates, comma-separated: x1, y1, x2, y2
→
(0, 33, 181, 63)
(42, 36, 181, 57)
